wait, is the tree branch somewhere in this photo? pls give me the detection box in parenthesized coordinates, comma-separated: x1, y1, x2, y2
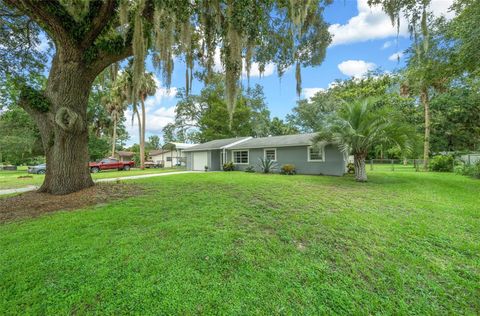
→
(87, 44, 133, 80)
(17, 91, 54, 148)
(80, 0, 118, 49)
(3, 0, 77, 48)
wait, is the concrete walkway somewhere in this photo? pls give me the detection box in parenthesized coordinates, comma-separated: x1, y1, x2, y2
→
(0, 171, 201, 196)
(95, 170, 200, 182)
(0, 185, 40, 196)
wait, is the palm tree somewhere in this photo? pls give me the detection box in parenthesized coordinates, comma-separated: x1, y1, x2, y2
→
(314, 98, 410, 182)
(136, 72, 156, 169)
(116, 69, 156, 169)
(104, 87, 126, 158)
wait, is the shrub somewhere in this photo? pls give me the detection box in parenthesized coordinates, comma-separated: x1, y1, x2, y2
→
(454, 164, 467, 175)
(472, 162, 480, 179)
(456, 161, 480, 179)
(429, 155, 454, 172)
(280, 164, 296, 175)
(346, 162, 355, 174)
(258, 158, 278, 174)
(245, 166, 255, 173)
(223, 161, 234, 171)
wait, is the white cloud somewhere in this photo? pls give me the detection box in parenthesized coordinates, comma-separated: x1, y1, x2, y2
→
(328, 0, 455, 47)
(302, 88, 325, 100)
(338, 60, 376, 78)
(430, 0, 456, 20)
(382, 41, 393, 49)
(144, 76, 177, 108)
(243, 63, 275, 78)
(328, 0, 409, 46)
(327, 81, 341, 90)
(36, 38, 50, 53)
(388, 51, 404, 61)
(213, 47, 276, 78)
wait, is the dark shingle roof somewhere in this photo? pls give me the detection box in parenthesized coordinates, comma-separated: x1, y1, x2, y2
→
(183, 137, 250, 151)
(117, 151, 135, 157)
(228, 133, 318, 149)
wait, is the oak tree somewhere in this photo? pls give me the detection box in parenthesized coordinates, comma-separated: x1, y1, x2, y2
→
(0, 0, 331, 194)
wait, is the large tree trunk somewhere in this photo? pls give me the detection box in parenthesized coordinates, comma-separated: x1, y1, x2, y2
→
(354, 152, 368, 182)
(421, 87, 430, 171)
(7, 0, 134, 195)
(140, 96, 146, 170)
(28, 55, 95, 195)
(111, 116, 117, 158)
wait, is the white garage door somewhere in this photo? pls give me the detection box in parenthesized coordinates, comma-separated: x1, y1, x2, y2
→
(193, 151, 208, 170)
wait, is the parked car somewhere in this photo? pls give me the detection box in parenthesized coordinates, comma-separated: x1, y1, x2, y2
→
(89, 158, 134, 173)
(145, 160, 164, 168)
(27, 163, 46, 174)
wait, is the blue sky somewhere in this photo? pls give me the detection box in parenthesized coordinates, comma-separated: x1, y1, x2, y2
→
(118, 0, 455, 144)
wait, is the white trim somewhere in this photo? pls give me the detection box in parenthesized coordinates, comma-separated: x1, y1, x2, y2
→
(263, 148, 277, 161)
(221, 137, 253, 149)
(232, 149, 249, 164)
(307, 145, 325, 162)
(229, 144, 308, 150)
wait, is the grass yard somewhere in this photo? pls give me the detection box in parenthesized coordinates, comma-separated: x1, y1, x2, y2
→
(0, 167, 185, 190)
(0, 170, 479, 314)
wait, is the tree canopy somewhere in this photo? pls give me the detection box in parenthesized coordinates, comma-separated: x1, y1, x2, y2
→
(1, 0, 332, 119)
(164, 75, 271, 143)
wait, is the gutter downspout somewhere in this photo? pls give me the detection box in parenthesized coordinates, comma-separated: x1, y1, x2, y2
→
(223, 148, 226, 166)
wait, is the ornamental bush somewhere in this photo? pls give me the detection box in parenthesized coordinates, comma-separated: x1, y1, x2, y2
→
(280, 164, 296, 175)
(346, 162, 355, 174)
(245, 166, 255, 173)
(429, 155, 454, 172)
(223, 161, 234, 171)
(258, 158, 278, 174)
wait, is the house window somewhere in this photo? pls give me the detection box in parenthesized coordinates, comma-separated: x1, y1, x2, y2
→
(232, 150, 249, 164)
(264, 148, 276, 161)
(166, 157, 172, 162)
(308, 145, 324, 162)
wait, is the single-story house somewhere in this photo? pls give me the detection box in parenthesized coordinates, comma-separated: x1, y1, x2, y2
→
(116, 151, 135, 162)
(149, 142, 196, 168)
(183, 133, 347, 176)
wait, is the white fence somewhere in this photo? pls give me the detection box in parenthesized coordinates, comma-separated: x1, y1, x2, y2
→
(460, 154, 480, 165)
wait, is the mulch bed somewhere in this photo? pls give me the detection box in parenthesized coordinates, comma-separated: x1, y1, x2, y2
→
(0, 183, 144, 224)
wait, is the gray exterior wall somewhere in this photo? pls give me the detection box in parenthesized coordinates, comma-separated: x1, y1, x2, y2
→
(227, 144, 345, 176)
(186, 144, 346, 176)
(209, 150, 222, 171)
(185, 152, 193, 170)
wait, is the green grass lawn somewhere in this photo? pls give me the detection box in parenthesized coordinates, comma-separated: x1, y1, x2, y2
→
(0, 167, 185, 190)
(0, 171, 479, 314)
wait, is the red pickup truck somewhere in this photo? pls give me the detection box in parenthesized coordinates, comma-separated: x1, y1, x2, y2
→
(89, 158, 135, 173)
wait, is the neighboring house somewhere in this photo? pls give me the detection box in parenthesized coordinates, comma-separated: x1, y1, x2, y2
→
(183, 133, 347, 176)
(116, 151, 135, 162)
(148, 149, 170, 167)
(149, 142, 196, 168)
